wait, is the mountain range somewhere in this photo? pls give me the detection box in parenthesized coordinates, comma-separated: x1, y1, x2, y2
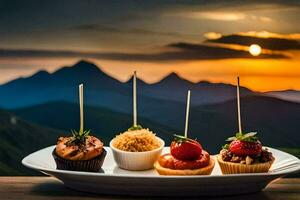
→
(1, 59, 296, 127)
(0, 60, 255, 109)
(1, 60, 297, 111)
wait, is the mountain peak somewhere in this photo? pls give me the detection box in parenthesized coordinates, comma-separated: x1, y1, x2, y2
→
(28, 70, 50, 81)
(72, 60, 101, 72)
(53, 59, 104, 76)
(47, 60, 122, 87)
(163, 72, 181, 81)
(158, 72, 192, 85)
(33, 70, 50, 77)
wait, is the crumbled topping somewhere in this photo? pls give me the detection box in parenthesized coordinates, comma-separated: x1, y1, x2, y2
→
(113, 128, 160, 152)
(245, 156, 253, 165)
(220, 148, 274, 164)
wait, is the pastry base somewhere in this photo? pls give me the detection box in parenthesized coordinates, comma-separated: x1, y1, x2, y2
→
(154, 156, 215, 175)
(217, 155, 274, 174)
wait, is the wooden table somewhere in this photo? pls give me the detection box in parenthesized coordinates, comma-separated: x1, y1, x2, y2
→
(0, 177, 299, 200)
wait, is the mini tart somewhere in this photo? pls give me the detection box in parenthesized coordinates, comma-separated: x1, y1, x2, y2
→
(218, 132, 275, 174)
(154, 156, 215, 175)
(53, 134, 106, 172)
(217, 155, 274, 174)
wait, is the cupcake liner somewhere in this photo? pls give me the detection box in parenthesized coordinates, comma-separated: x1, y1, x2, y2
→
(217, 155, 274, 174)
(52, 148, 107, 172)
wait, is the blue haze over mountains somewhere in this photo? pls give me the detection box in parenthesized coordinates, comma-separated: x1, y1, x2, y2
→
(0, 60, 253, 122)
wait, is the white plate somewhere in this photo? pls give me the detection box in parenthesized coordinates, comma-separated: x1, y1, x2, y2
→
(22, 146, 300, 196)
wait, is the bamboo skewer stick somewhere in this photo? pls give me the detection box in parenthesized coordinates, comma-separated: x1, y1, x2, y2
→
(79, 84, 84, 133)
(237, 77, 242, 133)
(133, 71, 137, 127)
(184, 90, 191, 138)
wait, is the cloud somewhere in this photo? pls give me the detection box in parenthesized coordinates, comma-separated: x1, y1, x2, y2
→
(238, 31, 300, 40)
(161, 1, 295, 23)
(0, 43, 287, 63)
(161, 1, 300, 14)
(69, 24, 193, 38)
(167, 10, 273, 23)
(206, 33, 300, 50)
(70, 24, 119, 33)
(166, 42, 286, 59)
(181, 11, 246, 21)
(249, 15, 272, 22)
(259, 16, 272, 22)
(204, 32, 222, 40)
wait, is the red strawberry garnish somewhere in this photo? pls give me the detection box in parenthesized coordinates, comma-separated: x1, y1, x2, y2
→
(223, 132, 263, 156)
(170, 135, 202, 160)
(229, 140, 262, 156)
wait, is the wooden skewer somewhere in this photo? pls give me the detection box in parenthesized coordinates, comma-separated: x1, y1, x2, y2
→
(133, 71, 137, 127)
(79, 84, 84, 133)
(237, 77, 242, 133)
(184, 90, 191, 138)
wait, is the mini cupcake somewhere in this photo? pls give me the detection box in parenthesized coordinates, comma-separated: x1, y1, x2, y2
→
(52, 84, 106, 172)
(53, 129, 106, 172)
(217, 132, 274, 174)
(154, 134, 215, 175)
(110, 125, 164, 170)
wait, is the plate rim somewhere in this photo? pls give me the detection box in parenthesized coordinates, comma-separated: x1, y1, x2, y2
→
(22, 145, 300, 179)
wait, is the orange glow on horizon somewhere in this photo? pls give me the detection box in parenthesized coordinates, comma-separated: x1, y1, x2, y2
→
(0, 56, 300, 92)
(91, 57, 300, 92)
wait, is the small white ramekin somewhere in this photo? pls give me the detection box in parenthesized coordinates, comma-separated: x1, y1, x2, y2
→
(110, 137, 165, 171)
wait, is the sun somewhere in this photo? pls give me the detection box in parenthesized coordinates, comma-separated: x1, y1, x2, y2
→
(249, 44, 262, 56)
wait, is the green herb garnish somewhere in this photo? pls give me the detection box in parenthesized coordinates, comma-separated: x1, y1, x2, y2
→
(222, 144, 230, 150)
(226, 132, 258, 142)
(66, 129, 91, 146)
(128, 125, 143, 131)
(173, 134, 196, 143)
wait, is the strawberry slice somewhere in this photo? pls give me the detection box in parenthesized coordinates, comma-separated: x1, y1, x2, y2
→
(170, 135, 202, 160)
(229, 140, 262, 156)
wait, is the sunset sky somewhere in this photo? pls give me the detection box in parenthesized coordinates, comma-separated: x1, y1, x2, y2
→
(0, 0, 300, 91)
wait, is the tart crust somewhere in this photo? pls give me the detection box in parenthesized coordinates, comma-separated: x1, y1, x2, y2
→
(217, 155, 274, 174)
(154, 156, 215, 175)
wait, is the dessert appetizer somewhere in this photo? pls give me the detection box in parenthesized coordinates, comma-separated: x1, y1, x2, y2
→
(110, 71, 164, 170)
(52, 84, 106, 172)
(154, 135, 215, 175)
(113, 126, 161, 152)
(154, 91, 215, 175)
(217, 77, 274, 174)
(218, 132, 274, 174)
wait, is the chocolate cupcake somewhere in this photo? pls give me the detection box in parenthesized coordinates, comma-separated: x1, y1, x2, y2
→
(53, 130, 106, 172)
